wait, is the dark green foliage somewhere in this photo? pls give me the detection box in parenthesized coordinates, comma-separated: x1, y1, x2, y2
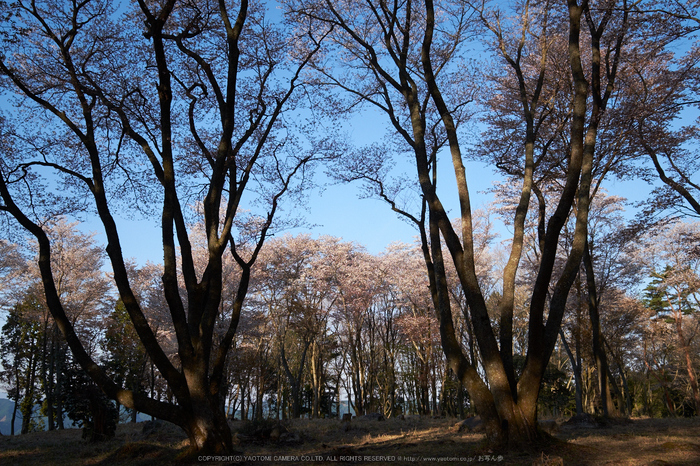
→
(62, 362, 118, 442)
(100, 299, 148, 420)
(538, 363, 575, 418)
(0, 296, 44, 434)
(644, 267, 673, 317)
(438, 370, 472, 418)
(644, 266, 696, 318)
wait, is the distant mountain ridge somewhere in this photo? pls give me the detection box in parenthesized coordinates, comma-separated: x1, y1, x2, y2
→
(0, 398, 21, 435)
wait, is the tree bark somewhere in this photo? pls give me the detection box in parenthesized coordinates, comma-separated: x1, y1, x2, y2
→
(559, 329, 584, 416)
(311, 341, 323, 419)
(280, 332, 312, 419)
(583, 241, 615, 416)
(183, 397, 233, 453)
(672, 308, 700, 414)
(20, 352, 36, 434)
(0, 0, 331, 452)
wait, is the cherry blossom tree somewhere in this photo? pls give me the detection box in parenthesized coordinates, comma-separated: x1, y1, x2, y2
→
(282, 0, 660, 445)
(642, 221, 700, 414)
(0, 219, 112, 432)
(0, 0, 330, 453)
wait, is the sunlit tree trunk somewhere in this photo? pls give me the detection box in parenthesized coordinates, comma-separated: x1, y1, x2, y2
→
(311, 341, 322, 419)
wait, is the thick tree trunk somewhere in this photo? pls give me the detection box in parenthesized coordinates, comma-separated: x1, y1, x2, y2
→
(182, 400, 233, 454)
(454, 362, 539, 446)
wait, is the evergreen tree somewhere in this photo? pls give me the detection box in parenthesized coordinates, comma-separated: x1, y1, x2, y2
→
(0, 296, 44, 434)
(644, 267, 673, 318)
(61, 356, 118, 442)
(101, 299, 148, 422)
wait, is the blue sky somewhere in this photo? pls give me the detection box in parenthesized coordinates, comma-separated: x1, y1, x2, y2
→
(74, 93, 657, 266)
(84, 157, 500, 265)
(4, 0, 666, 267)
(73, 93, 506, 264)
(90, 143, 655, 267)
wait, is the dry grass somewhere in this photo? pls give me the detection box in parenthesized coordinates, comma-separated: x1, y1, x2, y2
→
(1, 416, 700, 465)
(0, 422, 188, 465)
(555, 416, 700, 465)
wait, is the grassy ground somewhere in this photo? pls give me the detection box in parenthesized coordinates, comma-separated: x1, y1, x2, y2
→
(1, 416, 699, 465)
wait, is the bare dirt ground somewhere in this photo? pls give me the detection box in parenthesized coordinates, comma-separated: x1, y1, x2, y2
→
(1, 416, 699, 466)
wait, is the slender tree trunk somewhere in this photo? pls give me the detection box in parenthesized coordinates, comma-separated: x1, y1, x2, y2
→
(583, 242, 615, 417)
(421, 360, 430, 415)
(439, 371, 449, 417)
(431, 370, 439, 416)
(644, 357, 676, 416)
(10, 390, 17, 436)
(240, 384, 246, 421)
(280, 334, 311, 419)
(350, 336, 364, 416)
(605, 364, 623, 416)
(673, 309, 700, 414)
(311, 341, 322, 419)
(256, 368, 264, 421)
(55, 343, 65, 430)
(21, 351, 37, 435)
(42, 319, 55, 431)
(605, 338, 632, 415)
(276, 368, 282, 421)
(560, 329, 584, 416)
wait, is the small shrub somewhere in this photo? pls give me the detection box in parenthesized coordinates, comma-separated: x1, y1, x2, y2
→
(238, 418, 281, 439)
(63, 366, 118, 442)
